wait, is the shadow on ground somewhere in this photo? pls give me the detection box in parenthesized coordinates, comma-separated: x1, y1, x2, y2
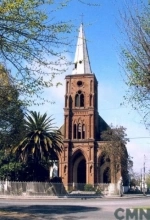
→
(0, 205, 101, 220)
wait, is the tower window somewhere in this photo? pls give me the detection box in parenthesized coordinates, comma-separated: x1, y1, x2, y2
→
(82, 124, 85, 139)
(77, 123, 82, 139)
(73, 124, 77, 139)
(80, 94, 84, 107)
(75, 91, 84, 107)
(77, 81, 83, 87)
(75, 94, 80, 107)
(73, 123, 86, 140)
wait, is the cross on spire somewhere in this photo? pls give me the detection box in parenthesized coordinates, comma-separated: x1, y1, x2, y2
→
(80, 13, 84, 24)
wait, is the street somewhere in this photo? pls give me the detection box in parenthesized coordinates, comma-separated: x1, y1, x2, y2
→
(0, 197, 150, 220)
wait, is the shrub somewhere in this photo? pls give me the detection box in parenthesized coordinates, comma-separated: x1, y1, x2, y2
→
(95, 188, 101, 195)
(84, 184, 95, 191)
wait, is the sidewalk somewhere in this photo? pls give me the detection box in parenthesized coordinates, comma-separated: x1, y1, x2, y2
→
(104, 194, 150, 199)
(0, 194, 149, 200)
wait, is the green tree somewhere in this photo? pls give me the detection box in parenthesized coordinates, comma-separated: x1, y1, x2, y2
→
(0, 0, 100, 104)
(13, 111, 63, 180)
(0, 65, 26, 149)
(101, 125, 129, 185)
(120, 1, 150, 128)
(0, 0, 72, 104)
(0, 149, 24, 181)
(0, 148, 50, 181)
(0, 65, 26, 180)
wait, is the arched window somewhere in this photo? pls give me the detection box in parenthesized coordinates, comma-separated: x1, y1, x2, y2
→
(73, 124, 77, 139)
(77, 123, 82, 139)
(75, 94, 80, 107)
(75, 91, 84, 107)
(82, 124, 85, 139)
(80, 94, 84, 107)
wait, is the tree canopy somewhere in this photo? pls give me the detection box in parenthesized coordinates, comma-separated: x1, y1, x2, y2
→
(0, 0, 72, 104)
(120, 1, 150, 128)
(0, 65, 26, 149)
(101, 125, 129, 184)
(0, 0, 100, 105)
(12, 111, 63, 181)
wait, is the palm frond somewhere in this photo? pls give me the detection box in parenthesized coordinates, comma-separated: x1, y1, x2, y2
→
(13, 111, 62, 162)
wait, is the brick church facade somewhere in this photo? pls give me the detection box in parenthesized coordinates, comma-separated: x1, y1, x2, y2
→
(58, 24, 128, 191)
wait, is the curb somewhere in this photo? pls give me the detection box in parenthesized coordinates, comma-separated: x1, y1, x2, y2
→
(0, 195, 149, 200)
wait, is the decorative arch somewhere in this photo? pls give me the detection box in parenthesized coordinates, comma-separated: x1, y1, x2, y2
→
(99, 162, 111, 183)
(72, 148, 88, 162)
(98, 152, 110, 165)
(90, 94, 93, 106)
(90, 80, 93, 92)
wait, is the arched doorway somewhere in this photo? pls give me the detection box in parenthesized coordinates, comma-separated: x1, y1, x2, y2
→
(103, 167, 111, 183)
(98, 153, 111, 183)
(72, 151, 86, 190)
(77, 158, 86, 184)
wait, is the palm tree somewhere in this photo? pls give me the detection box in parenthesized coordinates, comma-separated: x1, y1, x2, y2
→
(13, 111, 63, 180)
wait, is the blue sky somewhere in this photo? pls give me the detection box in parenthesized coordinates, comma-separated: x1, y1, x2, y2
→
(30, 0, 150, 174)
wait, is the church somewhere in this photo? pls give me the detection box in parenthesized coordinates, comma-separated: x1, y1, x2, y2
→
(57, 24, 128, 193)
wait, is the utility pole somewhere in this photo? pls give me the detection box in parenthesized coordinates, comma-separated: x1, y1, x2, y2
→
(143, 155, 146, 196)
(141, 168, 143, 192)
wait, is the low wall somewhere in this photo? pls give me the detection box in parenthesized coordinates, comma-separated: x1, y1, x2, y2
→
(0, 181, 129, 196)
(0, 181, 66, 196)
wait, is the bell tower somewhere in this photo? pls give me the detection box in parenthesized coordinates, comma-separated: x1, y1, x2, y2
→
(58, 24, 128, 193)
(59, 24, 100, 189)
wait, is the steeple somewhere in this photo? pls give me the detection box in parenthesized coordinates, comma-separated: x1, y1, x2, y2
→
(72, 24, 92, 74)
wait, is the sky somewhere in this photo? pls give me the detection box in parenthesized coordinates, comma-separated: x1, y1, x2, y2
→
(29, 0, 150, 174)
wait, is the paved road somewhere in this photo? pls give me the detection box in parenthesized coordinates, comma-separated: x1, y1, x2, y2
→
(0, 197, 150, 220)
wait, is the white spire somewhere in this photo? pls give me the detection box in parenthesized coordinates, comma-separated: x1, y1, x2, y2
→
(72, 24, 92, 74)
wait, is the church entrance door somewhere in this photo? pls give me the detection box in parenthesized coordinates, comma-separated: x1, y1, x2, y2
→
(73, 151, 86, 190)
(77, 158, 86, 190)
